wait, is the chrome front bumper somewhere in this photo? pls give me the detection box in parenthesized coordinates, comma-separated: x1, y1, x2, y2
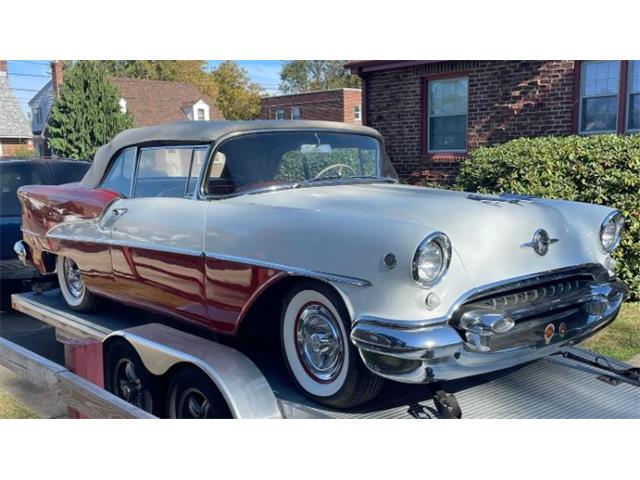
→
(351, 277, 629, 383)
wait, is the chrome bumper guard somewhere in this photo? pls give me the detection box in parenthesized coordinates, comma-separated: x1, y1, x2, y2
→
(351, 276, 628, 383)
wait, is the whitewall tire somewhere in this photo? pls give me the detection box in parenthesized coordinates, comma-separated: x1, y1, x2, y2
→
(281, 281, 384, 408)
(57, 255, 99, 312)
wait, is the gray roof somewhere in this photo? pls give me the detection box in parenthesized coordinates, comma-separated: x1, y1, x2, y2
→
(0, 73, 32, 138)
(81, 120, 383, 187)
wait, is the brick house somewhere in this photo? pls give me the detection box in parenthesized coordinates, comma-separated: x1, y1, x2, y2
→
(261, 88, 362, 124)
(347, 60, 639, 182)
(0, 61, 33, 156)
(30, 61, 223, 156)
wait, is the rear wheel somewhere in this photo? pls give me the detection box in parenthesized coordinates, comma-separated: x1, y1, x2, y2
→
(57, 255, 99, 312)
(280, 281, 384, 409)
(167, 367, 232, 419)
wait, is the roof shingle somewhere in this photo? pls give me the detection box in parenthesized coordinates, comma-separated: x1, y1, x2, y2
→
(110, 77, 224, 127)
(0, 73, 32, 138)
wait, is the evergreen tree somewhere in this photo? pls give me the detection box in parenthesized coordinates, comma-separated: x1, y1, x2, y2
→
(48, 61, 134, 159)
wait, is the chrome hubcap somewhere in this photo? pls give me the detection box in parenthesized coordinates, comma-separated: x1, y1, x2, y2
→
(295, 304, 344, 382)
(63, 258, 84, 298)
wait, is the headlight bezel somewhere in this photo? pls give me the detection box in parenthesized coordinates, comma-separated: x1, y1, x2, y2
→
(599, 210, 624, 254)
(412, 232, 452, 288)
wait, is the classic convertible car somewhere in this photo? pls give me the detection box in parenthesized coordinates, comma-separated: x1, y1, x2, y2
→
(14, 121, 628, 408)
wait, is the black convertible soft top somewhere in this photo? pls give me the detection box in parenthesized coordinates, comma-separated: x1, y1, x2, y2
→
(80, 120, 388, 187)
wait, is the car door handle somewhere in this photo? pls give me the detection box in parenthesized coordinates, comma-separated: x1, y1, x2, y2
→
(112, 208, 127, 217)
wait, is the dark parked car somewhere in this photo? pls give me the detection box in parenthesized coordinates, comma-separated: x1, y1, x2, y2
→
(1, 158, 89, 308)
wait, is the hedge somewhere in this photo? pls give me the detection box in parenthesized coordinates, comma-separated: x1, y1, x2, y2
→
(456, 134, 640, 301)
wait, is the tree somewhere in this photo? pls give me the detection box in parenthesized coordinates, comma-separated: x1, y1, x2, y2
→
(210, 61, 263, 120)
(279, 61, 360, 94)
(48, 61, 134, 159)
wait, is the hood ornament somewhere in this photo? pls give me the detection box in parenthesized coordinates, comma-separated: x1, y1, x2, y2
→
(522, 229, 559, 256)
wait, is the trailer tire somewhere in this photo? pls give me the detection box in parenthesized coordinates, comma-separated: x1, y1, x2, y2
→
(167, 367, 232, 419)
(281, 280, 384, 409)
(57, 255, 100, 312)
(104, 339, 157, 415)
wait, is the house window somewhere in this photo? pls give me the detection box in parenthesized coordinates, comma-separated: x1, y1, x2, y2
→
(354, 105, 362, 121)
(627, 60, 640, 132)
(197, 108, 206, 121)
(291, 107, 301, 120)
(427, 77, 468, 152)
(275, 109, 285, 120)
(579, 61, 620, 134)
(32, 107, 42, 124)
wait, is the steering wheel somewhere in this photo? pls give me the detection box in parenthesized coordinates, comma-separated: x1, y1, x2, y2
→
(313, 163, 357, 180)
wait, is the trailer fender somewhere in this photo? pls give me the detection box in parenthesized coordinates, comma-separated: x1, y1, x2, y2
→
(104, 324, 282, 419)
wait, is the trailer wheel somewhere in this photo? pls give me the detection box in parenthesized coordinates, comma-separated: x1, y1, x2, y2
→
(57, 255, 100, 312)
(104, 340, 156, 415)
(167, 367, 232, 419)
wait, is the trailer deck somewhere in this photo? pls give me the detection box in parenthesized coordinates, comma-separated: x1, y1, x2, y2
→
(2, 290, 639, 419)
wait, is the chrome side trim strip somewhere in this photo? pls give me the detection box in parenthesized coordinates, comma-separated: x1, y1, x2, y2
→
(43, 231, 371, 287)
(205, 252, 372, 287)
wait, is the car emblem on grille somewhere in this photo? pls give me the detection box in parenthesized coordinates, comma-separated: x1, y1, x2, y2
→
(522, 229, 559, 256)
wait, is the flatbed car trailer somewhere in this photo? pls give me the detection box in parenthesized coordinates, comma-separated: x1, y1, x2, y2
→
(1, 290, 639, 419)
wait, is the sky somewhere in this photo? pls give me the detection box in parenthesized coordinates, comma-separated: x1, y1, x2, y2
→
(6, 60, 286, 116)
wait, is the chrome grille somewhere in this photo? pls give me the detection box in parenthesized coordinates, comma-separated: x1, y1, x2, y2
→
(471, 278, 589, 315)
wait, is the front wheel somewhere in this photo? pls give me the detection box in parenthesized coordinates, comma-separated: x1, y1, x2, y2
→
(280, 281, 384, 409)
(57, 255, 99, 312)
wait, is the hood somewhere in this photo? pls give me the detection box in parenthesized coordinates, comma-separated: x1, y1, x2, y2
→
(233, 182, 613, 287)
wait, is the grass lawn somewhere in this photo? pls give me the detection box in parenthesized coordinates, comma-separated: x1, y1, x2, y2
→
(0, 389, 38, 419)
(581, 302, 640, 362)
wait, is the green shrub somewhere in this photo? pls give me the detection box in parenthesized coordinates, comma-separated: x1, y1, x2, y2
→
(456, 134, 640, 300)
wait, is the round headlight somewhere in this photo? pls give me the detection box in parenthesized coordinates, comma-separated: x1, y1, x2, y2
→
(412, 232, 451, 287)
(599, 211, 624, 253)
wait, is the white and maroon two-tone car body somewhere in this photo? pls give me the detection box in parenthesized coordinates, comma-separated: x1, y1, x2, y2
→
(15, 120, 628, 408)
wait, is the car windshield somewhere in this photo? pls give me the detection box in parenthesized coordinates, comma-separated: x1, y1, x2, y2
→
(204, 132, 395, 196)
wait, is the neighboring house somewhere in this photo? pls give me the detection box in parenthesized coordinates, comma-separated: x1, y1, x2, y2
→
(347, 60, 640, 182)
(261, 88, 362, 124)
(109, 77, 223, 127)
(28, 80, 55, 156)
(0, 61, 33, 156)
(29, 61, 223, 156)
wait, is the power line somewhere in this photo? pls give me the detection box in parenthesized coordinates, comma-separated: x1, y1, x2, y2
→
(8, 72, 51, 78)
(11, 87, 42, 93)
(10, 60, 50, 66)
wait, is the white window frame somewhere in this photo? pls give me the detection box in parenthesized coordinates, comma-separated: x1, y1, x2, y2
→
(290, 106, 301, 120)
(626, 60, 640, 133)
(275, 109, 285, 120)
(197, 108, 206, 121)
(578, 60, 621, 135)
(427, 77, 469, 153)
(354, 105, 362, 121)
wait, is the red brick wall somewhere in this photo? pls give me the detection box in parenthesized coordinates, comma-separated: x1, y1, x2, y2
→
(361, 61, 576, 183)
(0, 138, 34, 156)
(343, 89, 363, 125)
(261, 89, 362, 123)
